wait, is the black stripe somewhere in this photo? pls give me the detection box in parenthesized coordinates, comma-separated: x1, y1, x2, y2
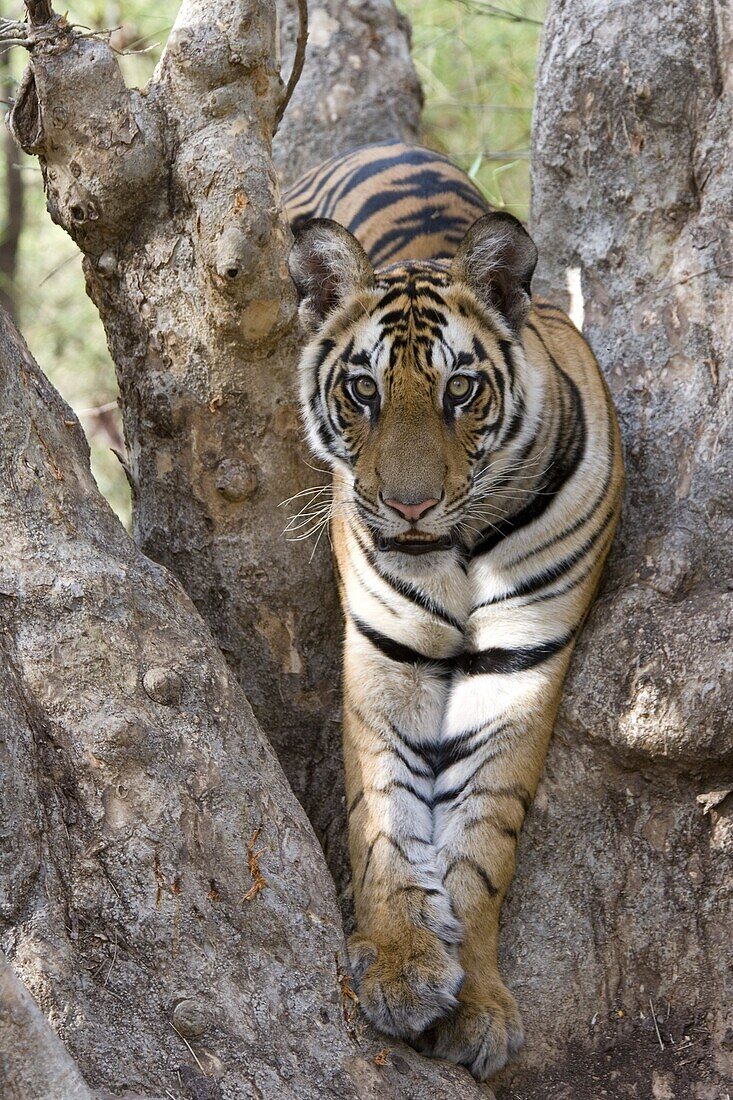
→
(347, 702, 439, 774)
(465, 813, 519, 841)
(497, 339, 516, 387)
(477, 506, 616, 608)
(436, 720, 511, 771)
(443, 857, 498, 898)
(472, 328, 587, 558)
(524, 522, 616, 607)
(351, 521, 465, 632)
(388, 742, 434, 779)
(370, 780, 433, 808)
(474, 784, 532, 813)
(353, 615, 572, 678)
(472, 410, 584, 558)
(359, 830, 421, 890)
(351, 616, 456, 673)
(378, 573, 464, 633)
(455, 632, 574, 676)
(433, 750, 507, 804)
(388, 884, 443, 901)
(510, 399, 616, 567)
(348, 790, 364, 815)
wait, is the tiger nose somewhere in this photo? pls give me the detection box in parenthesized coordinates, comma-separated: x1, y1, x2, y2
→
(383, 496, 440, 522)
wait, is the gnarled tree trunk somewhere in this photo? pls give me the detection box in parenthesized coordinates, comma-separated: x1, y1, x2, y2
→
(494, 2, 732, 1096)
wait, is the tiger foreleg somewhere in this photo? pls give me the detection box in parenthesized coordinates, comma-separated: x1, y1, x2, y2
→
(421, 665, 567, 1078)
(343, 658, 465, 1040)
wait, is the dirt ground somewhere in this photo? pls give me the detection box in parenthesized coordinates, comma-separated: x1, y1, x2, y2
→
(495, 1004, 728, 1100)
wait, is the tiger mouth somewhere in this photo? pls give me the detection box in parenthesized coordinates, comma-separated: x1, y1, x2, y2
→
(377, 531, 455, 555)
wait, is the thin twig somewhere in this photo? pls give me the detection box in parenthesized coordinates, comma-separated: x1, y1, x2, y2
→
(426, 99, 533, 112)
(39, 252, 78, 287)
(637, 265, 733, 303)
(78, 400, 119, 417)
(451, 0, 544, 25)
(170, 1023, 206, 1074)
(0, 19, 29, 45)
(103, 927, 118, 988)
(649, 997, 665, 1051)
(274, 0, 308, 133)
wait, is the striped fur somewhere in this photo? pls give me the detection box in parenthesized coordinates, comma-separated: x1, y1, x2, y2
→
(285, 143, 624, 1080)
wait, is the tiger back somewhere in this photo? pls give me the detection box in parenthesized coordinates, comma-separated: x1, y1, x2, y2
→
(286, 140, 489, 265)
(285, 143, 623, 1081)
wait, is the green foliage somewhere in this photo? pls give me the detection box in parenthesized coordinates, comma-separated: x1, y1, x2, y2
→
(2, 0, 543, 523)
(399, 0, 545, 214)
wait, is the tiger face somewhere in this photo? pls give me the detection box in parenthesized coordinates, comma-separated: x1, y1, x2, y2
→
(289, 214, 538, 559)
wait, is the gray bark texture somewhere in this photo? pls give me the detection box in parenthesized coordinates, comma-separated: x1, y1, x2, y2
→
(492, 1, 732, 1096)
(1, 1, 485, 1097)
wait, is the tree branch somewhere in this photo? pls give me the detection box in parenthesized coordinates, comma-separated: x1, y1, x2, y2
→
(7, 3, 164, 254)
(274, 0, 308, 133)
(0, 287, 484, 1100)
(149, 0, 295, 336)
(25, 0, 54, 26)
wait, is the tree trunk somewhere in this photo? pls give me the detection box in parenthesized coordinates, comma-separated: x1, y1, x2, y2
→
(493, 2, 732, 1095)
(7, 0, 731, 1094)
(0, 287, 483, 1100)
(9, 0, 422, 907)
(273, 0, 422, 188)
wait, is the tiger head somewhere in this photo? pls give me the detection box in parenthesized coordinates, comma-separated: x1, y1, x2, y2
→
(288, 213, 539, 559)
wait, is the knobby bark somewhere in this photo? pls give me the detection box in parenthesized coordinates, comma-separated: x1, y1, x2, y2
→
(491, 1, 732, 1095)
(0, 308, 484, 1098)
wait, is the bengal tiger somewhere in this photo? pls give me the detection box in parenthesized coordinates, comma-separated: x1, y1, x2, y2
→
(285, 142, 623, 1080)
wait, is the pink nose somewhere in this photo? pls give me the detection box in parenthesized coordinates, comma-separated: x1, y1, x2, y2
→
(383, 497, 440, 522)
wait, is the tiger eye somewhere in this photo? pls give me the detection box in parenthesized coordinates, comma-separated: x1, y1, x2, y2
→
(353, 376, 377, 400)
(447, 375, 472, 400)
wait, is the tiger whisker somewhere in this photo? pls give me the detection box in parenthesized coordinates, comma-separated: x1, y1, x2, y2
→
(278, 484, 332, 509)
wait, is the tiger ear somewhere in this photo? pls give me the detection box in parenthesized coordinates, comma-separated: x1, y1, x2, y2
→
(288, 218, 374, 332)
(451, 212, 538, 336)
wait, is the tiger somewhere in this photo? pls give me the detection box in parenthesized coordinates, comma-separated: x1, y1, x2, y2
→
(285, 142, 624, 1080)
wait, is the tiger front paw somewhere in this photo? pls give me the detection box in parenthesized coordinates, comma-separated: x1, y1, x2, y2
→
(349, 927, 465, 1039)
(420, 982, 524, 1080)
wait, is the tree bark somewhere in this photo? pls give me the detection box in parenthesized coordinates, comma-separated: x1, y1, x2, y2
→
(0, 950, 95, 1100)
(492, 2, 733, 1094)
(0, 311, 484, 1097)
(8, 0, 731, 1093)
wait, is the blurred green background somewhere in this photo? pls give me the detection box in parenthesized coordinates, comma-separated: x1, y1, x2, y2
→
(0, 0, 544, 524)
